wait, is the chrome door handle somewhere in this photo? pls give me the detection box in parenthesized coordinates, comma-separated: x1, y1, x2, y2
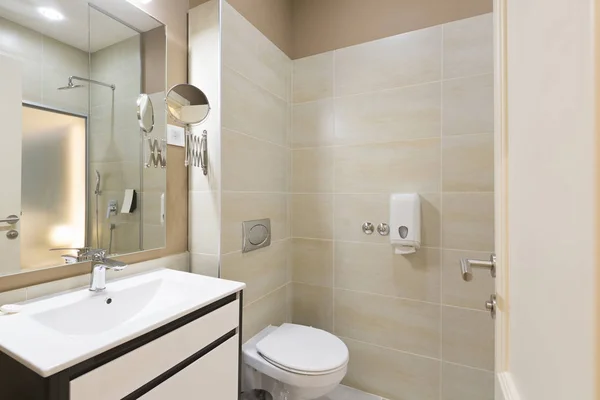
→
(485, 294, 497, 319)
(460, 253, 496, 281)
(0, 215, 19, 225)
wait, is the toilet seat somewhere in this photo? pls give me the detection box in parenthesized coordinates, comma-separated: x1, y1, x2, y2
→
(256, 323, 349, 376)
(260, 354, 347, 376)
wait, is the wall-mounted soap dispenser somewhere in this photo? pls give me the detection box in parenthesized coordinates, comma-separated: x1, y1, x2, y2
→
(390, 193, 421, 254)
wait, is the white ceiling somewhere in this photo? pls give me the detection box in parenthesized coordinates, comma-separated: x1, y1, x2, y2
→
(0, 0, 162, 52)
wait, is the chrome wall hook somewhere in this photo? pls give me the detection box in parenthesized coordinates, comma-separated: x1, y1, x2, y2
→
(377, 223, 390, 236)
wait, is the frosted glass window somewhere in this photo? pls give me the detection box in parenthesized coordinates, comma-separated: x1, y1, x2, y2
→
(21, 105, 87, 270)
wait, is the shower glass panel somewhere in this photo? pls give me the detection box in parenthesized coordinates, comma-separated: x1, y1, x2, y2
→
(21, 105, 86, 270)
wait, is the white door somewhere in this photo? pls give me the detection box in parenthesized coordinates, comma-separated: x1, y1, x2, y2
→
(0, 55, 22, 274)
(494, 0, 598, 399)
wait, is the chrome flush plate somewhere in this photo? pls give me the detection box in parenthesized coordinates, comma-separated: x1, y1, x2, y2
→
(242, 218, 271, 253)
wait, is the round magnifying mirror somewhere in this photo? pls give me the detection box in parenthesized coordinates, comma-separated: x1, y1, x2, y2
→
(166, 84, 210, 125)
(137, 94, 154, 134)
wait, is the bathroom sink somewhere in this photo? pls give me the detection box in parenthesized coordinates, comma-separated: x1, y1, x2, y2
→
(0, 269, 245, 377)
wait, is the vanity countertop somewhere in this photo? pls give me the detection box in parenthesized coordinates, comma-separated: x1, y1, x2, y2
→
(0, 269, 245, 377)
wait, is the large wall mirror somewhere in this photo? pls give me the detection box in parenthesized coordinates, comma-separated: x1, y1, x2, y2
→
(0, 0, 167, 277)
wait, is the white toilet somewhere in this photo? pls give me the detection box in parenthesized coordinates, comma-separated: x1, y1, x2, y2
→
(243, 324, 349, 399)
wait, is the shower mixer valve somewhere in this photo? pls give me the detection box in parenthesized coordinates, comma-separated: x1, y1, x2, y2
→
(106, 200, 118, 218)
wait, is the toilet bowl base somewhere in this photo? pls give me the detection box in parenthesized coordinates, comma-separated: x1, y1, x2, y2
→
(244, 366, 341, 400)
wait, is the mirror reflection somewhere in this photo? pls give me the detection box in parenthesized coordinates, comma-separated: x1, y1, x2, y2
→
(137, 94, 155, 134)
(166, 84, 210, 125)
(0, 1, 167, 276)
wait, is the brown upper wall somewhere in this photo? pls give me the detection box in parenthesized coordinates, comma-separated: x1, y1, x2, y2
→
(189, 0, 294, 56)
(292, 0, 493, 59)
(191, 0, 492, 60)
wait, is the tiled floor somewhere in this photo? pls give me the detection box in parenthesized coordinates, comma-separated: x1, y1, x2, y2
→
(317, 385, 382, 400)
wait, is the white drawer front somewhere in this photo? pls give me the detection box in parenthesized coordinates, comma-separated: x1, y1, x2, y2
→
(140, 335, 239, 400)
(70, 300, 239, 400)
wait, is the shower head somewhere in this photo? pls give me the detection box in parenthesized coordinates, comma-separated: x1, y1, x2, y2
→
(59, 75, 115, 91)
(58, 78, 85, 91)
(57, 84, 85, 90)
(95, 170, 101, 195)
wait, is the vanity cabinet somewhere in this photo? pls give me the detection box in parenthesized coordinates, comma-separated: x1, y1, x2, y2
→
(0, 292, 243, 400)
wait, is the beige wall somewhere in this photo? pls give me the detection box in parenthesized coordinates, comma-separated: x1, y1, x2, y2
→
(190, 0, 294, 342)
(190, 0, 294, 56)
(292, 0, 492, 58)
(190, 0, 492, 59)
(218, 1, 293, 343)
(188, 0, 221, 278)
(290, 14, 495, 399)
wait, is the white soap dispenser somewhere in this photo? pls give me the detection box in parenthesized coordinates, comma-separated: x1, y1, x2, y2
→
(390, 193, 421, 255)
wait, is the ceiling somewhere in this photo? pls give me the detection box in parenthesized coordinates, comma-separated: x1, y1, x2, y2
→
(0, 0, 162, 52)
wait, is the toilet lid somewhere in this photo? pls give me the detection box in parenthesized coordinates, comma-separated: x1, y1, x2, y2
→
(256, 324, 349, 374)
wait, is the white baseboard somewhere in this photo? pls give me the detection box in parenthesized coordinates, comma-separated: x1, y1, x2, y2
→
(496, 372, 521, 400)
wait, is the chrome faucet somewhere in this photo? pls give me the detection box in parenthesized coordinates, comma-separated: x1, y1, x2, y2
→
(88, 249, 128, 292)
(50, 247, 93, 264)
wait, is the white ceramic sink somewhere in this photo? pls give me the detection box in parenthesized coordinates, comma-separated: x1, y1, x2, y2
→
(0, 269, 245, 377)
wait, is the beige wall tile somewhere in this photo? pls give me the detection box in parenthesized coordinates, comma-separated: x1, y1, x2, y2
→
(142, 192, 163, 225)
(188, 191, 220, 255)
(21, 60, 42, 103)
(221, 192, 288, 254)
(293, 52, 333, 103)
(222, 1, 291, 101)
(291, 194, 333, 239)
(291, 238, 333, 287)
(442, 193, 494, 251)
(142, 224, 166, 250)
(442, 306, 494, 370)
(341, 337, 440, 400)
(222, 67, 289, 146)
(335, 26, 442, 96)
(442, 362, 494, 400)
(42, 65, 89, 115)
(442, 249, 495, 310)
(291, 98, 335, 148)
(442, 133, 494, 192)
(222, 129, 289, 192)
(292, 147, 334, 193)
(335, 243, 441, 303)
(334, 82, 441, 145)
(421, 193, 442, 247)
(221, 240, 288, 305)
(442, 73, 494, 136)
(291, 282, 333, 332)
(43, 35, 88, 71)
(0, 17, 43, 62)
(333, 193, 441, 247)
(190, 253, 220, 277)
(333, 194, 389, 244)
(443, 13, 493, 79)
(335, 289, 440, 357)
(334, 138, 441, 194)
(243, 284, 288, 343)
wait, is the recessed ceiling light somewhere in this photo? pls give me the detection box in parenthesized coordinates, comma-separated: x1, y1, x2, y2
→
(38, 7, 64, 21)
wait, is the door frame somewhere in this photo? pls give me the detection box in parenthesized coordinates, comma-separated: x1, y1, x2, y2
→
(493, 0, 520, 398)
